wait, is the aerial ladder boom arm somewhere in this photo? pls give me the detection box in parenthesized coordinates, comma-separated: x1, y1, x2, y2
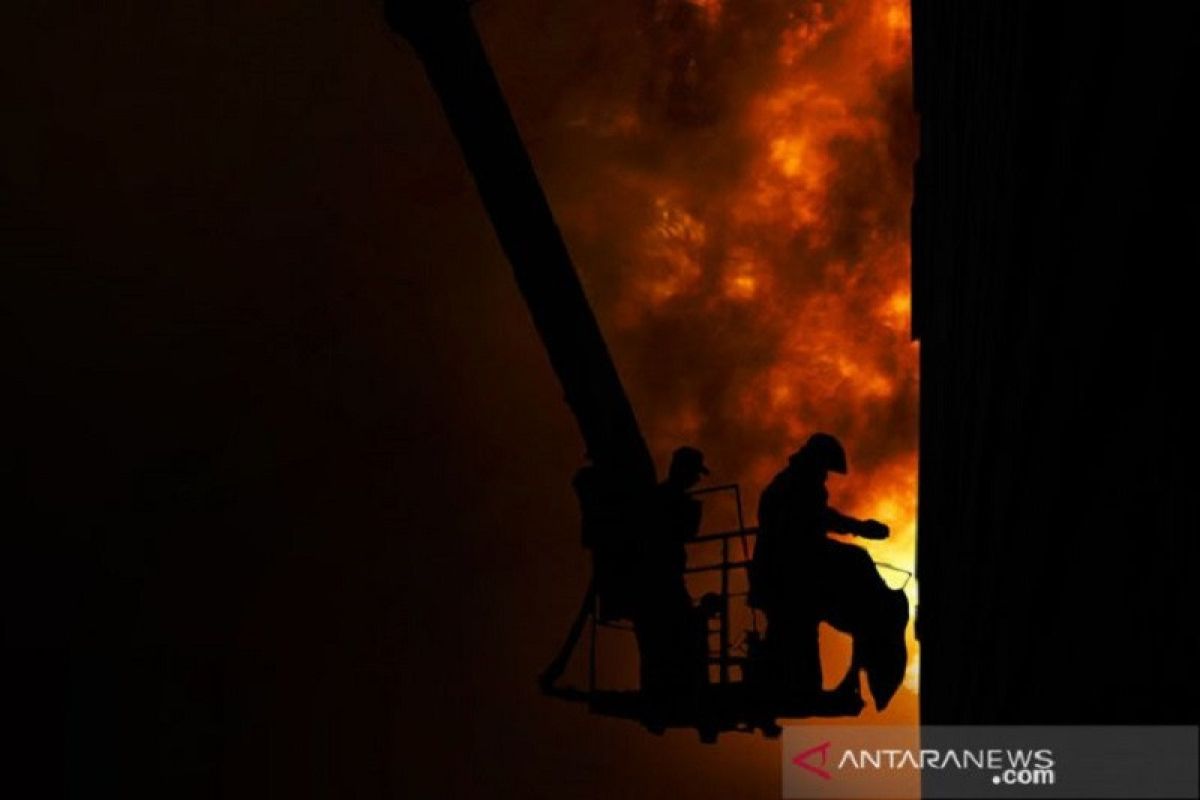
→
(387, 2, 657, 490)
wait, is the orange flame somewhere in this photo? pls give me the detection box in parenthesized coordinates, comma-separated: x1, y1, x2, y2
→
(510, 0, 918, 715)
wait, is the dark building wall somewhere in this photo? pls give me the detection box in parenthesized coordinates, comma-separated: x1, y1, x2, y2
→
(912, 1, 1199, 723)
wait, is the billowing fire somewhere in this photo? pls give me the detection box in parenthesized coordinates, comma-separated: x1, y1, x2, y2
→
(495, 0, 917, 715)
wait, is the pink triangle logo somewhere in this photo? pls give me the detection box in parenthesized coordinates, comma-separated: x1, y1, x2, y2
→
(792, 741, 833, 780)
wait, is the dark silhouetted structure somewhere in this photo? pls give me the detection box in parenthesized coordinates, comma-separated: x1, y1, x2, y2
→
(383, 3, 656, 494)
(912, 1, 1199, 723)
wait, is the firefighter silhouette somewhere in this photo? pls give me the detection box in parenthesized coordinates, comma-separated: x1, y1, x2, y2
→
(749, 433, 908, 711)
(631, 447, 710, 713)
(565, 447, 711, 715)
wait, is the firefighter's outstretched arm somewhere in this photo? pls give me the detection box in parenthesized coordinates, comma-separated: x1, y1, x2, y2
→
(823, 508, 889, 539)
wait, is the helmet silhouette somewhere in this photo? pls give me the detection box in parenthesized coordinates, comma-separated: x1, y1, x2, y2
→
(792, 432, 848, 474)
(669, 446, 710, 480)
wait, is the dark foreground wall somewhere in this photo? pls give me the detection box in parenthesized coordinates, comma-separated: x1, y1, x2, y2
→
(913, 0, 1199, 723)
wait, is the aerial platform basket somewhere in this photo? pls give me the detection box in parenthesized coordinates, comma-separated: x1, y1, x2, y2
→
(539, 483, 891, 741)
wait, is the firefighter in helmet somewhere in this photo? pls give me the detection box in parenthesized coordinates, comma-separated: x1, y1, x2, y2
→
(749, 433, 908, 712)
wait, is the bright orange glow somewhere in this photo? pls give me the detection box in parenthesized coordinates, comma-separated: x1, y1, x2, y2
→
(533, 0, 918, 717)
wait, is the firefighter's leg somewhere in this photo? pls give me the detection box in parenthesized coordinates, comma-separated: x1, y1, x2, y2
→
(767, 610, 821, 702)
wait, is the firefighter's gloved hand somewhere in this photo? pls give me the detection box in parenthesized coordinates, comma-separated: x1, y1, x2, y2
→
(859, 519, 890, 540)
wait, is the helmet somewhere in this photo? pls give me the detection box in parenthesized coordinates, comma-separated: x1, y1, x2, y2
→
(793, 432, 847, 474)
(669, 446, 710, 479)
